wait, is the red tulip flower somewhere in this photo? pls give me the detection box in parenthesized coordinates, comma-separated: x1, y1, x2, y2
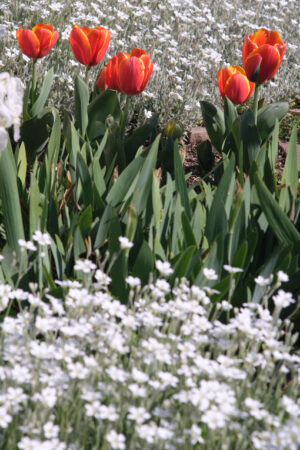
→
(242, 28, 286, 84)
(97, 48, 153, 95)
(16, 24, 58, 58)
(218, 65, 254, 104)
(70, 25, 110, 66)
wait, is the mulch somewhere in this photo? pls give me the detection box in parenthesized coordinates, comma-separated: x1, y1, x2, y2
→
(183, 110, 300, 185)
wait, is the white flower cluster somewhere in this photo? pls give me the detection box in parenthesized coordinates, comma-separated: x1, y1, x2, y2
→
(0, 72, 24, 152)
(0, 265, 298, 449)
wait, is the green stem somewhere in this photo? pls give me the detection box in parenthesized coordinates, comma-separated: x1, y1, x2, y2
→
(253, 83, 260, 126)
(85, 66, 91, 85)
(31, 58, 37, 106)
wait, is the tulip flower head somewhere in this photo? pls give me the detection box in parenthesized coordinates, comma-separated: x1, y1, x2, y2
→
(242, 28, 286, 84)
(97, 48, 153, 96)
(70, 25, 110, 66)
(218, 65, 254, 104)
(16, 24, 59, 59)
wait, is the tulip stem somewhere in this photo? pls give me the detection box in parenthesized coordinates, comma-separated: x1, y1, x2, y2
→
(31, 58, 37, 106)
(85, 66, 91, 85)
(253, 83, 260, 126)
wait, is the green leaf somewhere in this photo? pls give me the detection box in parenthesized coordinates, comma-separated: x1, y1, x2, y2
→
(131, 134, 160, 215)
(182, 211, 197, 247)
(29, 172, 42, 238)
(87, 89, 121, 141)
(205, 155, 235, 243)
(93, 203, 114, 249)
(132, 241, 154, 284)
(16, 142, 27, 187)
(174, 139, 191, 219)
(0, 139, 25, 256)
(124, 114, 158, 162)
(106, 153, 145, 207)
(77, 152, 93, 208)
(253, 167, 300, 244)
(170, 245, 196, 283)
(30, 68, 54, 117)
(21, 108, 54, 164)
(257, 102, 289, 142)
(280, 125, 298, 199)
(270, 119, 279, 170)
(78, 205, 92, 236)
(200, 100, 226, 152)
(240, 110, 261, 169)
(74, 76, 89, 137)
(196, 140, 214, 172)
(224, 96, 238, 134)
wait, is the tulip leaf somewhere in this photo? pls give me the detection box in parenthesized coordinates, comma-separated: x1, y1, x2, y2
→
(174, 139, 191, 219)
(124, 114, 158, 163)
(132, 240, 154, 284)
(253, 166, 300, 244)
(240, 110, 261, 170)
(200, 100, 226, 153)
(74, 76, 89, 137)
(224, 96, 238, 134)
(0, 139, 25, 257)
(30, 68, 54, 117)
(257, 101, 289, 142)
(87, 89, 121, 141)
(21, 108, 55, 163)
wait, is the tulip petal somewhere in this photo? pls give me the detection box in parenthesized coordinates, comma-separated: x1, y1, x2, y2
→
(242, 35, 257, 66)
(106, 55, 122, 91)
(252, 28, 269, 46)
(16, 28, 40, 59)
(70, 26, 92, 66)
(224, 72, 253, 104)
(130, 48, 147, 58)
(245, 44, 281, 83)
(96, 66, 107, 91)
(139, 54, 153, 92)
(88, 28, 110, 66)
(119, 56, 144, 95)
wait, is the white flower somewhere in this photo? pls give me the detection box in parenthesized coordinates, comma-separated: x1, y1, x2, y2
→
(155, 260, 173, 276)
(40, 387, 57, 408)
(189, 424, 204, 445)
(127, 406, 151, 424)
(95, 269, 111, 285)
(43, 422, 59, 439)
(272, 290, 295, 309)
(74, 259, 97, 273)
(277, 271, 289, 283)
(254, 275, 272, 287)
(201, 407, 227, 429)
(0, 72, 24, 151)
(223, 265, 243, 274)
(106, 430, 126, 450)
(203, 268, 218, 280)
(18, 239, 37, 252)
(118, 236, 134, 249)
(144, 109, 153, 118)
(125, 276, 141, 287)
(32, 231, 51, 246)
(0, 405, 12, 428)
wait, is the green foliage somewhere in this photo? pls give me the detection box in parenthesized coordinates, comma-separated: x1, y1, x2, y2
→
(0, 73, 299, 308)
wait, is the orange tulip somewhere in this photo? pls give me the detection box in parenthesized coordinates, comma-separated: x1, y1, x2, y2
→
(16, 24, 58, 58)
(97, 48, 153, 95)
(70, 25, 110, 66)
(218, 65, 254, 104)
(242, 28, 286, 84)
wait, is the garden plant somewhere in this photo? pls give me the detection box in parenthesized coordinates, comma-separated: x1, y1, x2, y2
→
(0, 1, 299, 449)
